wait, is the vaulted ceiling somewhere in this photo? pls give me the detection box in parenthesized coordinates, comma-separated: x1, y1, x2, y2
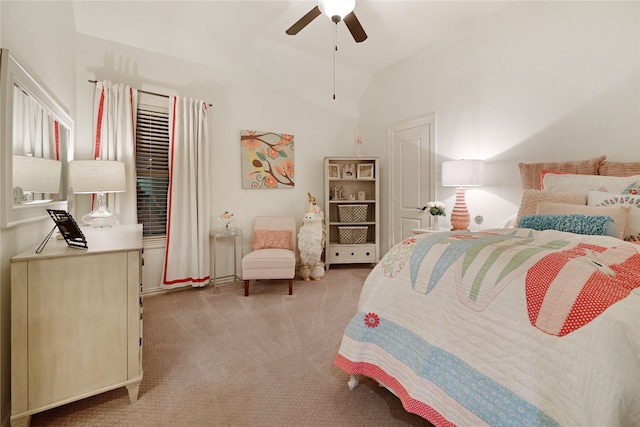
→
(72, 1, 512, 77)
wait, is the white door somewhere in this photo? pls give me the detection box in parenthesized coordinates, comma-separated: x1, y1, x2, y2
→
(389, 116, 435, 246)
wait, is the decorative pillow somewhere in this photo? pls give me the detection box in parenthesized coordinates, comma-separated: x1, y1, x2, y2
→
(542, 173, 640, 195)
(518, 214, 617, 237)
(599, 161, 640, 177)
(518, 156, 605, 190)
(497, 213, 518, 229)
(539, 170, 569, 189)
(536, 201, 630, 240)
(516, 190, 587, 225)
(252, 229, 292, 250)
(588, 191, 640, 242)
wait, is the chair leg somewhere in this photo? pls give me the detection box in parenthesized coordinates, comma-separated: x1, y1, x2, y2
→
(244, 280, 249, 297)
(288, 279, 292, 295)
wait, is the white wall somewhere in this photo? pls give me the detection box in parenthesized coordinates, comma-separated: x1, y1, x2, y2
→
(359, 1, 640, 254)
(0, 2, 77, 424)
(74, 34, 361, 290)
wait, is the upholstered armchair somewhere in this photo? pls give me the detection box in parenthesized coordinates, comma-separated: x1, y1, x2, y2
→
(242, 216, 297, 296)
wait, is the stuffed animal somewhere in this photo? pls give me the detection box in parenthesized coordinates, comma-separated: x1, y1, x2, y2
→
(298, 193, 326, 281)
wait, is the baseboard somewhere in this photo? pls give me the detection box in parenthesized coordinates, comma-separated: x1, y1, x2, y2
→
(2, 400, 11, 427)
(141, 286, 167, 296)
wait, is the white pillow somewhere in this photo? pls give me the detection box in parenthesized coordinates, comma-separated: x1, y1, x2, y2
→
(497, 213, 518, 229)
(588, 191, 640, 242)
(543, 173, 640, 195)
(536, 201, 630, 240)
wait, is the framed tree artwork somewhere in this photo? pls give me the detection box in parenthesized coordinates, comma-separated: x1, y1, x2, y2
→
(241, 130, 295, 189)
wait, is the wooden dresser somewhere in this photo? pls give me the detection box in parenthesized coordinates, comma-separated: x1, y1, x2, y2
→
(10, 225, 143, 426)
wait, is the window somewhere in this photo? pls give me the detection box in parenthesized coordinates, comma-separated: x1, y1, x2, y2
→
(135, 101, 169, 238)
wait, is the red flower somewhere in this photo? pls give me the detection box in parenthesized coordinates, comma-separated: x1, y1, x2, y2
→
(630, 189, 638, 195)
(364, 312, 380, 328)
(265, 176, 278, 188)
(403, 238, 416, 245)
(267, 146, 280, 159)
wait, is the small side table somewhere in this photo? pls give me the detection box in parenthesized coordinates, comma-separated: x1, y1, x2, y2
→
(210, 228, 243, 286)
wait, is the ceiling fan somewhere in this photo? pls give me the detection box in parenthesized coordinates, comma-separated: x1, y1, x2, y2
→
(286, 0, 368, 43)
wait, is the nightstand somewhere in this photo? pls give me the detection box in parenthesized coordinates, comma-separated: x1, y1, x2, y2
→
(412, 228, 450, 234)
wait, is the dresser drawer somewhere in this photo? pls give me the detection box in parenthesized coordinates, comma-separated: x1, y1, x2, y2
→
(328, 244, 376, 263)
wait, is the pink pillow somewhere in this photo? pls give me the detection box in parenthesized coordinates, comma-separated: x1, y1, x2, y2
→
(516, 190, 587, 225)
(599, 161, 640, 177)
(252, 230, 292, 250)
(518, 156, 605, 190)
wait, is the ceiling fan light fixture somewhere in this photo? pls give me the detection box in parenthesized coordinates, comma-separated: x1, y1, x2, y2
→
(318, 0, 355, 21)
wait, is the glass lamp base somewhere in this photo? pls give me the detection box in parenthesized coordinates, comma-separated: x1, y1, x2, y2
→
(352, 140, 365, 157)
(431, 215, 440, 230)
(82, 193, 119, 228)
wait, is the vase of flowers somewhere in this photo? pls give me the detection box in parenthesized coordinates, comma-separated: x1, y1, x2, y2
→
(215, 211, 238, 236)
(426, 201, 446, 230)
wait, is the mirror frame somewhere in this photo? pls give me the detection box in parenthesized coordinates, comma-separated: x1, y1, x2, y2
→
(0, 49, 74, 228)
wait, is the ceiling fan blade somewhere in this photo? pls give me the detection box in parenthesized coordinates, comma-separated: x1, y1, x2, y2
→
(286, 6, 321, 35)
(343, 11, 367, 43)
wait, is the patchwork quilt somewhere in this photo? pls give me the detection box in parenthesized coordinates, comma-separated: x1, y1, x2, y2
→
(335, 228, 640, 426)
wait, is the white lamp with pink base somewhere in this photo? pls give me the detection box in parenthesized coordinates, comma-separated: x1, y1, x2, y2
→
(442, 159, 484, 231)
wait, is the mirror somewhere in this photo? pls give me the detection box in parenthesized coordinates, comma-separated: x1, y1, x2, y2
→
(0, 48, 73, 228)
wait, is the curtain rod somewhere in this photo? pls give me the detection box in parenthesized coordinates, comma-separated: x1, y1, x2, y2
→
(88, 80, 212, 107)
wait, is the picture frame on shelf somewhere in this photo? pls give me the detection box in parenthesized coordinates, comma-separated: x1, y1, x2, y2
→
(328, 164, 340, 179)
(357, 163, 374, 179)
(342, 164, 356, 179)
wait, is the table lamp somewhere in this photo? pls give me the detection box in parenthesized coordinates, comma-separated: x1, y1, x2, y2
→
(442, 159, 484, 231)
(68, 160, 126, 228)
(13, 155, 62, 204)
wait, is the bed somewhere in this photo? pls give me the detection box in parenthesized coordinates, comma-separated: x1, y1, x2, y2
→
(334, 156, 640, 426)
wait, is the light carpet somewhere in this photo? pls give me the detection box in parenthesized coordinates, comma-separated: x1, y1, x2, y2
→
(31, 266, 434, 426)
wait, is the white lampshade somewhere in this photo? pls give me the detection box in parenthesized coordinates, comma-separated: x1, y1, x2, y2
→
(319, 0, 355, 20)
(442, 159, 484, 187)
(13, 155, 62, 193)
(68, 160, 126, 194)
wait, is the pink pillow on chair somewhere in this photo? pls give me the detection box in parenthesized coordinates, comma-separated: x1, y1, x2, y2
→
(252, 230, 292, 250)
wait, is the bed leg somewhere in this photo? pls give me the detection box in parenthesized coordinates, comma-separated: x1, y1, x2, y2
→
(347, 375, 360, 390)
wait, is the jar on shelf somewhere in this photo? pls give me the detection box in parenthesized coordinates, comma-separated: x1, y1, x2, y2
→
(352, 136, 365, 157)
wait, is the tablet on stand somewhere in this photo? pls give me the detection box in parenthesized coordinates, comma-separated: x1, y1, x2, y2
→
(36, 209, 88, 253)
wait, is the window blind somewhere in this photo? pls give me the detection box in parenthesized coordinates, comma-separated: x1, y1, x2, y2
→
(135, 103, 169, 237)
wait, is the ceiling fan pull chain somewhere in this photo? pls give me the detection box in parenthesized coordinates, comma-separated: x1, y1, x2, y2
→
(285, 3, 367, 99)
(333, 23, 337, 100)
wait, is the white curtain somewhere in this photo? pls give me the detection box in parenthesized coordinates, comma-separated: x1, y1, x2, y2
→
(13, 86, 57, 159)
(91, 81, 138, 224)
(162, 96, 210, 288)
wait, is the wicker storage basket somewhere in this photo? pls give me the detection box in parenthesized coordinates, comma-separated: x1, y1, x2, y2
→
(338, 226, 368, 244)
(338, 204, 367, 222)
